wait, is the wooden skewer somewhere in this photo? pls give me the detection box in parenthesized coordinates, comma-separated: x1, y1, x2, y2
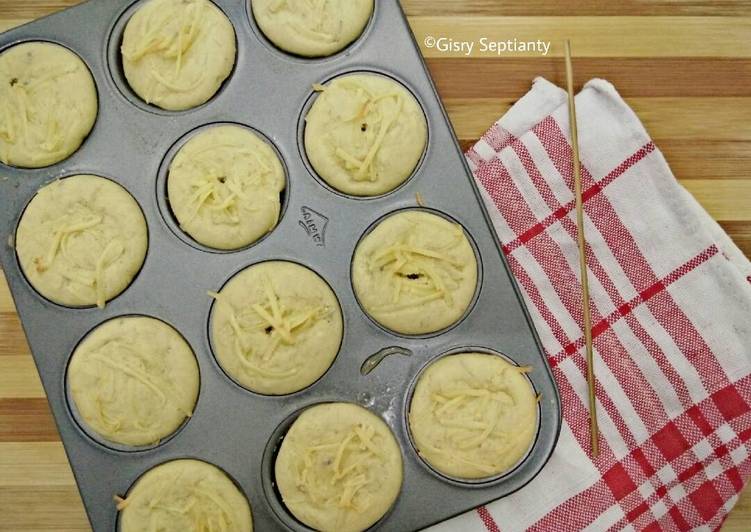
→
(564, 40, 600, 458)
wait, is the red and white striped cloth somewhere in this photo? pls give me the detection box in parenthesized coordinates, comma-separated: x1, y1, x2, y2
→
(429, 78, 751, 531)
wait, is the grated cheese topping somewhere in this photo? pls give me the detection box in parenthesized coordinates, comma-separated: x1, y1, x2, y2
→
(121, 0, 236, 111)
(210, 261, 342, 394)
(67, 316, 199, 447)
(118, 459, 253, 532)
(36, 209, 123, 309)
(0, 42, 97, 168)
(275, 403, 402, 532)
(352, 210, 478, 334)
(296, 422, 383, 512)
(252, 0, 373, 57)
(210, 280, 329, 380)
(15, 175, 148, 308)
(304, 73, 427, 196)
(168, 125, 285, 250)
(409, 353, 537, 479)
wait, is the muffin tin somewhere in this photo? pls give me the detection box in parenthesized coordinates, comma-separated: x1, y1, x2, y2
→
(0, 1, 561, 530)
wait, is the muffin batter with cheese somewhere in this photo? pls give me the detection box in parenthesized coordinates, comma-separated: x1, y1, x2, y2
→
(15, 175, 148, 308)
(0, 42, 97, 168)
(67, 316, 199, 447)
(168, 125, 285, 249)
(275, 403, 402, 532)
(251, 0, 374, 57)
(352, 210, 477, 334)
(118, 459, 253, 532)
(304, 73, 427, 196)
(409, 352, 537, 480)
(210, 261, 341, 394)
(121, 0, 236, 111)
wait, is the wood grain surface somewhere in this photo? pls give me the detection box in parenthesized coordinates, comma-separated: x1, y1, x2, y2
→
(0, 1, 749, 530)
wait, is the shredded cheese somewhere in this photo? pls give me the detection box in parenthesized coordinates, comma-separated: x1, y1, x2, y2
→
(149, 66, 206, 93)
(409, 355, 538, 479)
(118, 467, 237, 531)
(324, 81, 405, 183)
(297, 423, 382, 512)
(94, 240, 125, 308)
(177, 137, 280, 229)
(367, 221, 469, 312)
(32, 208, 130, 309)
(35, 213, 102, 272)
(72, 324, 196, 446)
(210, 280, 329, 380)
(1, 63, 81, 156)
(122, 2, 203, 66)
(269, 0, 340, 44)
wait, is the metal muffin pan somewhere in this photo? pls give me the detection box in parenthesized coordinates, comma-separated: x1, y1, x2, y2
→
(0, 0, 562, 530)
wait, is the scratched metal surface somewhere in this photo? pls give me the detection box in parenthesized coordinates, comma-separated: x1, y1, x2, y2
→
(0, 1, 561, 530)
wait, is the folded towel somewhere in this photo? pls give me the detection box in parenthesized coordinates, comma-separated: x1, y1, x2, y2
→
(429, 78, 751, 531)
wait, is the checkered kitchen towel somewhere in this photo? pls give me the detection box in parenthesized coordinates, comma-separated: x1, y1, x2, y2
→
(429, 78, 751, 531)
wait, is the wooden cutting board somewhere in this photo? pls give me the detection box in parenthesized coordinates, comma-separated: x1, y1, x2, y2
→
(0, 1, 749, 530)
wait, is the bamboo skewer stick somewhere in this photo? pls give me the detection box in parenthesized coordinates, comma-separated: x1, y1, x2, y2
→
(564, 40, 600, 458)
